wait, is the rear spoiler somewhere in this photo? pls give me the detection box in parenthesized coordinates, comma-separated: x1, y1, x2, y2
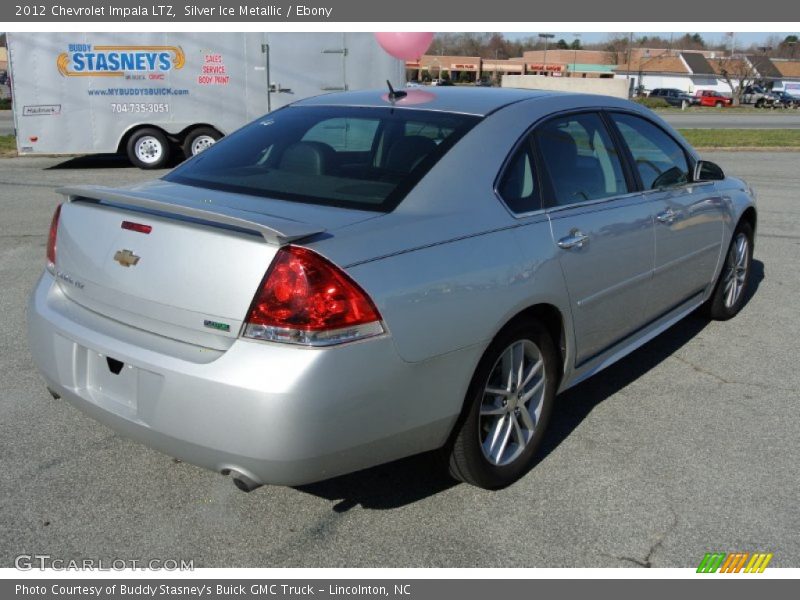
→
(56, 185, 325, 245)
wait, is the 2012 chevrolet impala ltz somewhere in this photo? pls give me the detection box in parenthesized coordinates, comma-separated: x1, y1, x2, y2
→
(27, 87, 756, 490)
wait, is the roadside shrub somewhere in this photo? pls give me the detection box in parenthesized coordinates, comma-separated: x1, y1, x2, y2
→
(633, 97, 671, 109)
(0, 98, 11, 110)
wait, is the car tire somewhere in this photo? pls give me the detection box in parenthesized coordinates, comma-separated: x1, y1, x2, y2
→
(704, 221, 754, 321)
(126, 128, 171, 169)
(715, 101, 724, 108)
(755, 99, 764, 108)
(447, 318, 558, 489)
(182, 127, 222, 158)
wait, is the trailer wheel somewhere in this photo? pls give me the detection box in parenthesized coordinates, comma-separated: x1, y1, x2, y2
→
(126, 128, 171, 169)
(182, 127, 222, 158)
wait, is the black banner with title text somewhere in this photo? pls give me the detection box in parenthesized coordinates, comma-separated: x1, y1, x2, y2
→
(2, 0, 797, 22)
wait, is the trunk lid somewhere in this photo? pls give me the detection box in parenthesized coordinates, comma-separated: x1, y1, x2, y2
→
(53, 183, 380, 350)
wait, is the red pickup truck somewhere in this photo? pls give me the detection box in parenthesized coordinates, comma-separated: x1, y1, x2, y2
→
(694, 90, 733, 107)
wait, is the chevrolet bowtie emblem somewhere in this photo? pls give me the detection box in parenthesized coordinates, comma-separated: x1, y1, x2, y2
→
(113, 249, 140, 267)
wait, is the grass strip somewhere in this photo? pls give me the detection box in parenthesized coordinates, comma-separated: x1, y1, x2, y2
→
(678, 129, 800, 148)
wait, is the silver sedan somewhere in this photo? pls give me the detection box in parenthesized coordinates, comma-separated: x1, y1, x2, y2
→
(27, 88, 756, 490)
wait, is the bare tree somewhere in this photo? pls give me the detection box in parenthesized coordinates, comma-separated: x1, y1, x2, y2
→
(714, 56, 758, 105)
(602, 34, 630, 64)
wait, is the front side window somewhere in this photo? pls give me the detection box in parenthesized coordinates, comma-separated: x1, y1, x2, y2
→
(534, 112, 628, 207)
(610, 113, 690, 190)
(165, 106, 480, 212)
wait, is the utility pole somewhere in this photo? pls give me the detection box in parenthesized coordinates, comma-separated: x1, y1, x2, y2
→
(626, 32, 634, 97)
(538, 33, 555, 75)
(572, 33, 581, 77)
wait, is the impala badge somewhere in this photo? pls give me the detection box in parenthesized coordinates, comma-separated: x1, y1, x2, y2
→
(113, 249, 140, 267)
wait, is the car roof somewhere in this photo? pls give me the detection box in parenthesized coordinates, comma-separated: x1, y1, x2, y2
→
(290, 87, 563, 117)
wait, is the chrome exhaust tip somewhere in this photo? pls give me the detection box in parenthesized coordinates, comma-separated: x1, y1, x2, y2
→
(222, 468, 262, 493)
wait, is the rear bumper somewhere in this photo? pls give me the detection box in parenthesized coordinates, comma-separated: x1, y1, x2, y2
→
(27, 273, 473, 486)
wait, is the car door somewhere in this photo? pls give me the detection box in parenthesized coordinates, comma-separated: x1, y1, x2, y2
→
(535, 112, 655, 366)
(608, 112, 725, 318)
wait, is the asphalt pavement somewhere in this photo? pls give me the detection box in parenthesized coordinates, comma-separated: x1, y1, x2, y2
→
(0, 153, 798, 568)
(661, 111, 800, 129)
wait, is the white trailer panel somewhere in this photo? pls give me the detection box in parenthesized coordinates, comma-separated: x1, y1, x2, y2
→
(7, 33, 403, 167)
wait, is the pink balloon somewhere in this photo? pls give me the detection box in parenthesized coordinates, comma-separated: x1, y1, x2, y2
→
(374, 32, 434, 61)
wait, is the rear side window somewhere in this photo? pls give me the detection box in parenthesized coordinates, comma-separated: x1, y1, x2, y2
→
(497, 142, 538, 214)
(610, 113, 690, 190)
(535, 112, 628, 207)
(164, 106, 480, 212)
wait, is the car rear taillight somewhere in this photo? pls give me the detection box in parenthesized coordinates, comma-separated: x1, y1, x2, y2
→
(243, 246, 384, 346)
(46, 204, 62, 273)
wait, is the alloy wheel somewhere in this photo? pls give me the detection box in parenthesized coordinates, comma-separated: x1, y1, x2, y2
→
(479, 339, 546, 466)
(723, 232, 749, 308)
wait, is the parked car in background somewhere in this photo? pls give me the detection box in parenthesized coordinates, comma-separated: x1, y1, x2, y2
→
(774, 91, 800, 109)
(28, 88, 757, 491)
(695, 90, 733, 107)
(649, 88, 697, 107)
(742, 85, 778, 108)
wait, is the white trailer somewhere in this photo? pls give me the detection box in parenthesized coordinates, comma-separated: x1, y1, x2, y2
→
(6, 33, 404, 168)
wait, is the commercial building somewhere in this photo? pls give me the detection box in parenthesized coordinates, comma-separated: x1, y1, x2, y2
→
(764, 59, 800, 93)
(408, 49, 800, 96)
(521, 49, 616, 77)
(408, 49, 618, 82)
(615, 51, 800, 95)
(614, 51, 720, 93)
(405, 55, 482, 82)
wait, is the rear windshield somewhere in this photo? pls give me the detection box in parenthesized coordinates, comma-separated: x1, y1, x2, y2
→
(164, 106, 480, 212)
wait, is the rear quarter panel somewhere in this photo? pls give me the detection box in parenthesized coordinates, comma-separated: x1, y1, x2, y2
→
(347, 219, 572, 364)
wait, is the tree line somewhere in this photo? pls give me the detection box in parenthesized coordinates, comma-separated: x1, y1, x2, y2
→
(429, 33, 800, 61)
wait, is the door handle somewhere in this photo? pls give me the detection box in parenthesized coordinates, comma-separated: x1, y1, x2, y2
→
(557, 230, 589, 250)
(656, 208, 677, 224)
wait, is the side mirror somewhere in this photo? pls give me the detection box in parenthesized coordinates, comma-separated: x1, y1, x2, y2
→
(693, 160, 725, 182)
